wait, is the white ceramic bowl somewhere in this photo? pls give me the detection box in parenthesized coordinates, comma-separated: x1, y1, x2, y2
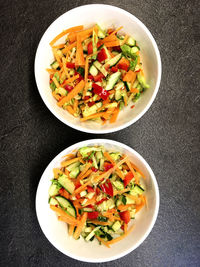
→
(35, 139, 159, 262)
(34, 4, 161, 134)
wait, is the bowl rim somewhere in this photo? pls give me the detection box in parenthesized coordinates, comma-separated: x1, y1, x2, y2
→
(35, 139, 160, 263)
(34, 4, 162, 134)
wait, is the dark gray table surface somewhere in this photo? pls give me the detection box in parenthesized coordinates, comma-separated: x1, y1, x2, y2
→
(1, 0, 200, 266)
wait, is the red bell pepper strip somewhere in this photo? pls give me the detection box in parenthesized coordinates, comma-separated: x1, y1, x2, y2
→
(91, 167, 98, 172)
(93, 72, 104, 82)
(88, 101, 96, 107)
(88, 74, 94, 80)
(65, 85, 74, 92)
(104, 162, 113, 171)
(87, 41, 93, 55)
(111, 66, 118, 73)
(119, 210, 130, 224)
(97, 48, 108, 62)
(66, 62, 75, 68)
(87, 186, 95, 193)
(96, 198, 107, 205)
(92, 83, 109, 100)
(123, 172, 134, 187)
(86, 204, 94, 209)
(117, 63, 129, 71)
(87, 211, 99, 220)
(100, 180, 113, 197)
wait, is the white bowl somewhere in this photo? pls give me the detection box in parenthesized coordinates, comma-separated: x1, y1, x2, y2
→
(35, 139, 159, 262)
(34, 4, 161, 134)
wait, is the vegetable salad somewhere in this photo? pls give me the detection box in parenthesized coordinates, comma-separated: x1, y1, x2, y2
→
(47, 24, 149, 124)
(49, 146, 146, 247)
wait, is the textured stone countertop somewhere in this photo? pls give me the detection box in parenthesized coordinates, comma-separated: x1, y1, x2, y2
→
(0, 0, 199, 266)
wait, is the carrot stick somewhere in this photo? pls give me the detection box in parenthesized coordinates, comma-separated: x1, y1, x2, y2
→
(74, 180, 92, 194)
(57, 80, 85, 107)
(52, 91, 61, 101)
(81, 195, 96, 207)
(76, 163, 92, 180)
(63, 153, 76, 159)
(50, 205, 79, 224)
(117, 204, 135, 211)
(104, 40, 121, 47)
(50, 25, 84, 46)
(61, 74, 79, 87)
(131, 163, 145, 178)
(64, 105, 75, 115)
(62, 42, 77, 54)
(124, 223, 128, 234)
(106, 225, 135, 245)
(113, 188, 130, 196)
(68, 224, 75, 236)
(110, 26, 123, 36)
(73, 212, 87, 240)
(120, 35, 129, 45)
(84, 56, 89, 83)
(61, 157, 80, 167)
(78, 25, 97, 38)
(95, 235, 110, 248)
(75, 34, 85, 66)
(110, 107, 120, 123)
(80, 111, 108, 122)
(59, 188, 70, 199)
(123, 70, 136, 82)
(103, 152, 124, 179)
(58, 216, 77, 225)
(102, 34, 118, 43)
(62, 57, 69, 78)
(65, 168, 70, 176)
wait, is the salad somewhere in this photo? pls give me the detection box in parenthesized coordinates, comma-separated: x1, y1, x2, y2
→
(47, 24, 149, 124)
(48, 146, 146, 247)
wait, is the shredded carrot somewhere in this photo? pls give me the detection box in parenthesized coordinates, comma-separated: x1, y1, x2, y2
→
(125, 159, 139, 184)
(104, 40, 121, 47)
(64, 168, 70, 176)
(117, 204, 135, 211)
(106, 225, 135, 245)
(64, 105, 74, 115)
(78, 25, 97, 38)
(61, 157, 80, 167)
(124, 193, 140, 204)
(124, 223, 128, 234)
(114, 188, 130, 196)
(111, 26, 123, 36)
(52, 91, 61, 101)
(131, 163, 145, 178)
(50, 25, 84, 46)
(80, 111, 108, 122)
(46, 68, 57, 74)
(62, 57, 69, 78)
(102, 34, 118, 43)
(135, 202, 145, 213)
(57, 80, 85, 107)
(68, 224, 75, 236)
(120, 35, 129, 45)
(53, 168, 63, 178)
(75, 34, 85, 66)
(90, 220, 111, 226)
(81, 195, 96, 207)
(84, 56, 89, 84)
(62, 42, 77, 54)
(58, 216, 77, 225)
(73, 212, 87, 240)
(73, 99, 78, 113)
(50, 205, 79, 224)
(95, 235, 110, 248)
(76, 163, 92, 180)
(104, 151, 124, 179)
(74, 180, 92, 194)
(52, 44, 65, 49)
(110, 107, 120, 123)
(123, 70, 136, 82)
(52, 76, 60, 88)
(59, 188, 70, 199)
(130, 88, 139, 94)
(61, 74, 79, 87)
(63, 153, 76, 159)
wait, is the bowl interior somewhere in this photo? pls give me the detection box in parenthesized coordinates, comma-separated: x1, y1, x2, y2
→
(36, 139, 159, 262)
(35, 4, 161, 133)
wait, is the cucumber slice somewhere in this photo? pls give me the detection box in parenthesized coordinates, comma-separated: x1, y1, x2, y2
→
(69, 167, 80, 178)
(55, 196, 76, 217)
(85, 226, 100, 241)
(48, 183, 61, 197)
(51, 61, 59, 70)
(93, 61, 108, 77)
(49, 197, 59, 206)
(104, 53, 122, 67)
(126, 37, 136, 46)
(137, 72, 150, 89)
(89, 65, 98, 76)
(112, 221, 121, 232)
(58, 174, 75, 194)
(112, 180, 124, 190)
(105, 71, 121, 90)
